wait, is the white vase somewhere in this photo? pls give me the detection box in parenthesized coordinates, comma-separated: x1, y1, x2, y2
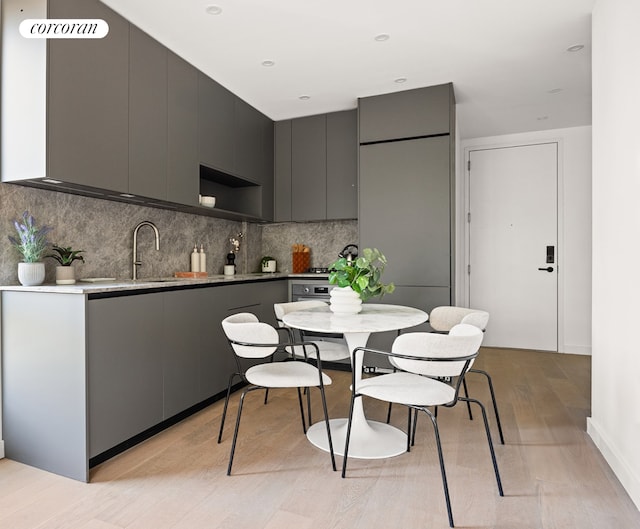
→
(17, 262, 46, 286)
(329, 286, 363, 314)
(55, 265, 76, 285)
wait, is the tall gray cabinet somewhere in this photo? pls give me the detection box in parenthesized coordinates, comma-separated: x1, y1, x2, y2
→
(358, 84, 456, 348)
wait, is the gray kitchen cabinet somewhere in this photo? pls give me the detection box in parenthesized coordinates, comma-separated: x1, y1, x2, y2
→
(234, 98, 266, 183)
(274, 120, 293, 221)
(292, 114, 328, 221)
(47, 0, 129, 192)
(274, 110, 357, 222)
(162, 289, 203, 417)
(358, 84, 456, 348)
(358, 83, 454, 143)
(198, 73, 235, 175)
(260, 115, 275, 221)
(359, 136, 452, 286)
(128, 25, 168, 201)
(327, 110, 358, 219)
(87, 293, 165, 458)
(167, 52, 200, 206)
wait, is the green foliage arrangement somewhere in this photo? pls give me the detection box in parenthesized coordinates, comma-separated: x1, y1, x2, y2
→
(47, 245, 85, 266)
(328, 247, 395, 301)
(8, 211, 53, 263)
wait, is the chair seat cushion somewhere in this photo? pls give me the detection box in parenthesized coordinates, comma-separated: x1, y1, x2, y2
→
(246, 361, 332, 388)
(286, 340, 350, 362)
(357, 372, 455, 407)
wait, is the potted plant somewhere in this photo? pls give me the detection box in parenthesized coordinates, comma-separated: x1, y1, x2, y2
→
(261, 255, 276, 273)
(328, 247, 395, 313)
(47, 245, 85, 285)
(8, 211, 53, 286)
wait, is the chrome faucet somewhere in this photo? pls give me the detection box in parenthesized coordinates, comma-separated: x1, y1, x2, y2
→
(132, 221, 160, 280)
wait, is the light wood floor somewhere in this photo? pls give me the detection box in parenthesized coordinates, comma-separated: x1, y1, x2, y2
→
(1, 348, 639, 529)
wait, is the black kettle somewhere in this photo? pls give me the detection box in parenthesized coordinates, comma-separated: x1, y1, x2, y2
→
(339, 244, 358, 262)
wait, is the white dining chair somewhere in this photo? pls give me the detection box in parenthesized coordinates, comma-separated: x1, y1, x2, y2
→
(342, 324, 504, 528)
(219, 312, 336, 475)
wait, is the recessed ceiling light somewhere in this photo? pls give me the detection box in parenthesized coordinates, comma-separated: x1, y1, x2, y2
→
(41, 178, 62, 184)
(394, 77, 407, 84)
(548, 88, 563, 94)
(374, 34, 390, 42)
(567, 44, 584, 52)
(205, 5, 222, 15)
(120, 193, 136, 198)
(299, 95, 311, 100)
(261, 60, 275, 67)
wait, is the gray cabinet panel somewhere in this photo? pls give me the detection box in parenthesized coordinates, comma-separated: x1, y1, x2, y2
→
(292, 115, 327, 221)
(88, 294, 164, 458)
(274, 120, 292, 221)
(47, 0, 129, 191)
(261, 114, 275, 221)
(359, 84, 453, 143)
(162, 289, 202, 418)
(2, 292, 88, 481)
(198, 73, 235, 174)
(327, 110, 358, 219)
(129, 25, 168, 200)
(359, 136, 451, 286)
(234, 98, 264, 183)
(167, 52, 199, 206)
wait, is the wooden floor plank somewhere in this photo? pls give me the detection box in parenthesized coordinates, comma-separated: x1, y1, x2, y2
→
(0, 349, 638, 528)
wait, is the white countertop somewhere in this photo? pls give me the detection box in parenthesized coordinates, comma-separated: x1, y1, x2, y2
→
(0, 272, 295, 294)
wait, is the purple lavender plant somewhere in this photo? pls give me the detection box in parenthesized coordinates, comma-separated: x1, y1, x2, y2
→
(8, 211, 53, 263)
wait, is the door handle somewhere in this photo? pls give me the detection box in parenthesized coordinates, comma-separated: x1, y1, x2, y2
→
(538, 267, 554, 272)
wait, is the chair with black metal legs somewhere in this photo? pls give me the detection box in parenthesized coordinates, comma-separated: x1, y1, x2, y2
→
(386, 306, 504, 446)
(342, 324, 504, 528)
(219, 312, 336, 475)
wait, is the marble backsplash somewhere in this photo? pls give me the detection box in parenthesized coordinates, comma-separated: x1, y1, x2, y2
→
(0, 183, 357, 284)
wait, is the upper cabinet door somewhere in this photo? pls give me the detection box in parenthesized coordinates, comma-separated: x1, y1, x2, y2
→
(234, 98, 265, 183)
(358, 83, 454, 143)
(291, 115, 327, 222)
(326, 110, 357, 219)
(48, 0, 129, 192)
(167, 52, 199, 207)
(274, 121, 293, 222)
(128, 26, 168, 201)
(198, 74, 234, 174)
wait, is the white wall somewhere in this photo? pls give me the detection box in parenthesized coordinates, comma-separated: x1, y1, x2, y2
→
(459, 126, 592, 355)
(588, 0, 640, 510)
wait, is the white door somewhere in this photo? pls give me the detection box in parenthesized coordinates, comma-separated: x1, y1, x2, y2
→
(468, 143, 558, 351)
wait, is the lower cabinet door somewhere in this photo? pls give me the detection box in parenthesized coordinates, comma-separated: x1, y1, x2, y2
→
(88, 294, 164, 458)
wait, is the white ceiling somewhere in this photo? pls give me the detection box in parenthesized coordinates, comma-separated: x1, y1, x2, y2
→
(100, 0, 594, 139)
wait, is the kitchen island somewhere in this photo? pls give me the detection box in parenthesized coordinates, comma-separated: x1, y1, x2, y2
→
(0, 274, 299, 481)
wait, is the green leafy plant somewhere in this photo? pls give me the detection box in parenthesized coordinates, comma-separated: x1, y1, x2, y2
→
(328, 247, 395, 301)
(261, 256, 275, 267)
(47, 245, 85, 266)
(8, 211, 53, 263)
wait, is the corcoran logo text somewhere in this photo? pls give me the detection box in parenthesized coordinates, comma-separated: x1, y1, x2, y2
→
(19, 19, 109, 39)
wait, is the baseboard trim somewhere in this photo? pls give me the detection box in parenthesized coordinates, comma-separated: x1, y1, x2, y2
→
(587, 417, 640, 511)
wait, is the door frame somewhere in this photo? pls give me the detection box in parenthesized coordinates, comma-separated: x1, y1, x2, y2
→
(459, 137, 565, 352)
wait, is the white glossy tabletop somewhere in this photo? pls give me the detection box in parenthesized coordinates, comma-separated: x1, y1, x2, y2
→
(282, 303, 428, 335)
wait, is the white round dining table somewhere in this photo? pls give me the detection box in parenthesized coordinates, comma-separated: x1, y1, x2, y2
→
(282, 303, 428, 459)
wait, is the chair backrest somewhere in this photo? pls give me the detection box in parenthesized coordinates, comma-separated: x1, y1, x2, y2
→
(273, 300, 328, 327)
(429, 306, 490, 332)
(391, 323, 484, 378)
(221, 312, 280, 359)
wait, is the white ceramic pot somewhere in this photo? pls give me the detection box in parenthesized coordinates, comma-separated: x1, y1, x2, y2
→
(17, 262, 45, 286)
(55, 265, 76, 285)
(261, 260, 276, 273)
(329, 286, 363, 314)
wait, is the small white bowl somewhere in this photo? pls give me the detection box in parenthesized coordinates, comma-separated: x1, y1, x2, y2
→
(200, 196, 216, 208)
